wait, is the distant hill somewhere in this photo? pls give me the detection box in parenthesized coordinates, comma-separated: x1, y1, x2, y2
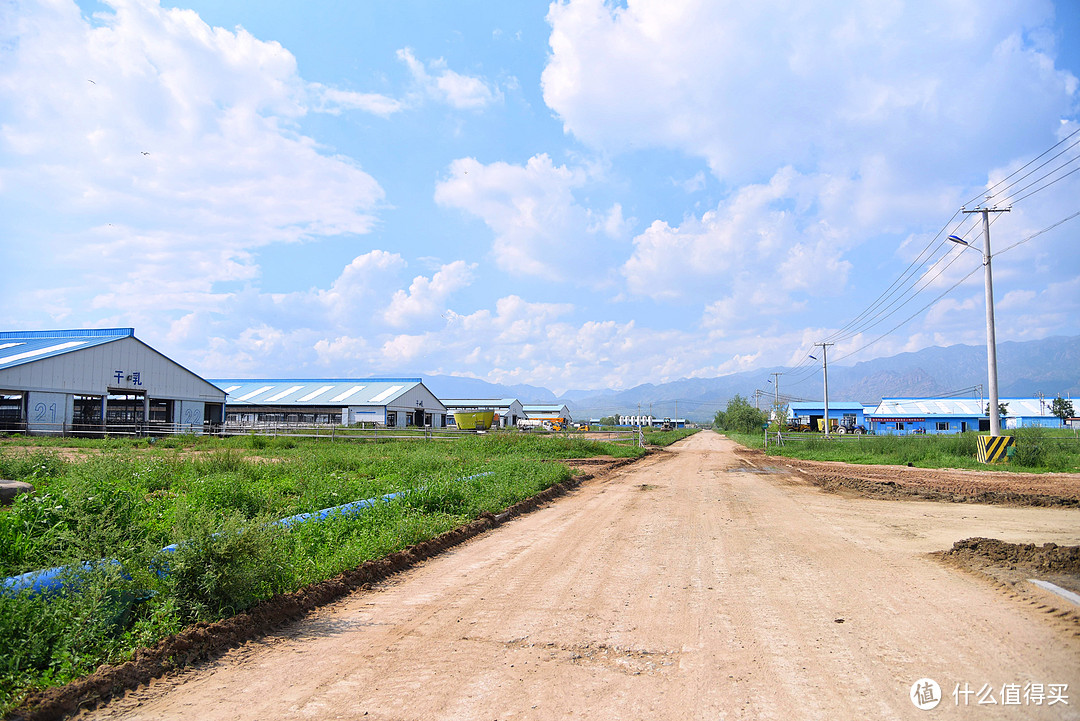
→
(422, 375, 558, 404)
(423, 336, 1079, 422)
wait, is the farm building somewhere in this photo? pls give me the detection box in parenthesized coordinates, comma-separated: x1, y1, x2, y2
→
(0, 328, 225, 435)
(617, 414, 686, 428)
(786, 401, 867, 433)
(213, 379, 447, 428)
(867, 397, 1074, 435)
(523, 404, 572, 423)
(442, 398, 525, 428)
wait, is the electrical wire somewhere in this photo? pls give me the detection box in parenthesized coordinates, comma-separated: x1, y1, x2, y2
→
(829, 264, 982, 365)
(984, 135, 1080, 206)
(778, 131, 1080, 389)
(993, 209, 1080, 256)
(829, 209, 1080, 365)
(971, 125, 1080, 207)
(1006, 163, 1080, 206)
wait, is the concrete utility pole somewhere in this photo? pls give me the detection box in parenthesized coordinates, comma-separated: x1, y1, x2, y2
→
(770, 373, 782, 405)
(814, 343, 834, 437)
(961, 205, 1009, 436)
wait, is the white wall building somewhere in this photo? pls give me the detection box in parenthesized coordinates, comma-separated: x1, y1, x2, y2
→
(443, 398, 525, 428)
(213, 379, 447, 428)
(0, 328, 225, 435)
(523, 404, 572, 422)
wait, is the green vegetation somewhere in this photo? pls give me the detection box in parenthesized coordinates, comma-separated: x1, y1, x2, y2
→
(1051, 396, 1075, 426)
(724, 427, 1080, 473)
(712, 395, 768, 434)
(0, 433, 645, 712)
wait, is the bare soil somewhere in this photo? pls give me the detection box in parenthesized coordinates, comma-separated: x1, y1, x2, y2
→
(13, 433, 1080, 720)
(936, 537, 1080, 597)
(736, 446, 1080, 506)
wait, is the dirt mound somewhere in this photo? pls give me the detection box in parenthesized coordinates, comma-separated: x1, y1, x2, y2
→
(934, 538, 1080, 633)
(735, 446, 1080, 507)
(941, 537, 1080, 575)
(10, 467, 630, 721)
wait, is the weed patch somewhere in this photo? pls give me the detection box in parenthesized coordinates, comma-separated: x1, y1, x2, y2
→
(0, 433, 636, 712)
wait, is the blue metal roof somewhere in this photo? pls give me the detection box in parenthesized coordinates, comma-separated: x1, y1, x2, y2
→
(443, 398, 520, 407)
(0, 328, 133, 371)
(210, 379, 429, 407)
(870, 397, 1055, 418)
(789, 401, 865, 411)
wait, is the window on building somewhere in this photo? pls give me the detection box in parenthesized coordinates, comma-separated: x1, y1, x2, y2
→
(897, 422, 904, 431)
(936, 421, 949, 431)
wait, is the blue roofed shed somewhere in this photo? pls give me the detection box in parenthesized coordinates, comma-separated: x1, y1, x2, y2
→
(0, 328, 225, 435)
(212, 378, 447, 428)
(787, 401, 867, 432)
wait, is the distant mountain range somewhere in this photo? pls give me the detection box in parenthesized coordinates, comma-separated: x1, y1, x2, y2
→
(422, 335, 1080, 422)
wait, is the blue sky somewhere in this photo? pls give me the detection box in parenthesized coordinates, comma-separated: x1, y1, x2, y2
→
(1, 0, 1078, 394)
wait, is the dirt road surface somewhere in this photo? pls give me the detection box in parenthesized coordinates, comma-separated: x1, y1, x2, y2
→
(83, 432, 1080, 720)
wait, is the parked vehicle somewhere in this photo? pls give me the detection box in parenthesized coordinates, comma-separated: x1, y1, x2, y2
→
(836, 416, 866, 435)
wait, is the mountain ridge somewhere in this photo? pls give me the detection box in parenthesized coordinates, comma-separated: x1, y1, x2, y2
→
(421, 335, 1079, 422)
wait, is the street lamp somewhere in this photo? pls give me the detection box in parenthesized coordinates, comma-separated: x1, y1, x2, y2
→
(948, 205, 1007, 436)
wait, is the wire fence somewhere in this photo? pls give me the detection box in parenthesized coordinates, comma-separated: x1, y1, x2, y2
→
(0, 419, 649, 447)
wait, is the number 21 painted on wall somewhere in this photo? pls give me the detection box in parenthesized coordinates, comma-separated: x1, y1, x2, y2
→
(34, 403, 57, 423)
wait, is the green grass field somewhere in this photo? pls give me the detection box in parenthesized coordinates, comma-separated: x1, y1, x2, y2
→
(725, 427, 1080, 473)
(0, 432, 654, 712)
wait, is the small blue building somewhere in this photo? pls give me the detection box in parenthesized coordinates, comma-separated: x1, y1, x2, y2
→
(787, 401, 866, 432)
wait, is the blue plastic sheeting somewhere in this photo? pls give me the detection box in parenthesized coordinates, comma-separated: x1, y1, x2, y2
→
(1, 472, 493, 598)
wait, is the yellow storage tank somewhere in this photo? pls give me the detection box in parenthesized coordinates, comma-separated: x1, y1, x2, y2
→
(453, 410, 495, 430)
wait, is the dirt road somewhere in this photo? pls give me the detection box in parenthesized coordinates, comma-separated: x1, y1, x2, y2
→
(83, 432, 1080, 720)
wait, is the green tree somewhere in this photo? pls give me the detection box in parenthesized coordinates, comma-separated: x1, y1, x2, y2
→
(1050, 396, 1074, 427)
(712, 409, 726, 429)
(715, 395, 768, 434)
(985, 402, 1009, 418)
(771, 400, 790, 433)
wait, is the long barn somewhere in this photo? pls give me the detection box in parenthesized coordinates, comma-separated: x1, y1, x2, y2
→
(212, 379, 448, 428)
(0, 328, 225, 435)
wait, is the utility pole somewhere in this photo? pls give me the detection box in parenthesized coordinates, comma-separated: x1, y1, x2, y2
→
(770, 373, 782, 405)
(814, 343, 834, 436)
(962, 205, 1009, 436)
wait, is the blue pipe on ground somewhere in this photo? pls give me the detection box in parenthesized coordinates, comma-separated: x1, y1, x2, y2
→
(1, 472, 493, 598)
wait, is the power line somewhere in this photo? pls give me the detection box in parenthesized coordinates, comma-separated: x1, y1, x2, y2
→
(972, 124, 1080, 207)
(828, 209, 1080, 365)
(829, 264, 982, 365)
(993, 209, 1080, 256)
(986, 134, 1080, 205)
(779, 132, 1080, 388)
(1007, 163, 1080, 205)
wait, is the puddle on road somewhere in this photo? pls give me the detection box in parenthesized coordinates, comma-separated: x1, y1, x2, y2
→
(728, 464, 784, 475)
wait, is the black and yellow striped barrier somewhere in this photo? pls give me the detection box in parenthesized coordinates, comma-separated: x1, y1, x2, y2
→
(977, 435, 1014, 464)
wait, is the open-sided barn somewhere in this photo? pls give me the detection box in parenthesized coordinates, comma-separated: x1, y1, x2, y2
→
(0, 328, 225, 435)
(213, 379, 447, 428)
